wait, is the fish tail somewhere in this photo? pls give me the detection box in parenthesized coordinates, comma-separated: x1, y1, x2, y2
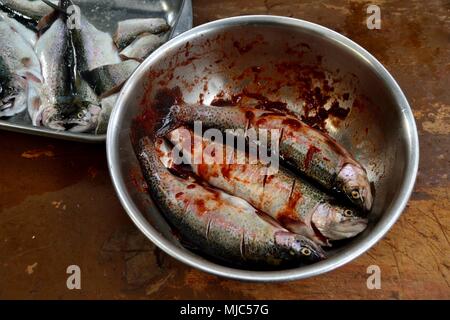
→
(137, 136, 174, 190)
(155, 104, 183, 137)
(37, 10, 59, 33)
(37, 0, 73, 32)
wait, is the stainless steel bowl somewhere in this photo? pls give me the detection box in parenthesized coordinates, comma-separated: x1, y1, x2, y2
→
(107, 16, 419, 281)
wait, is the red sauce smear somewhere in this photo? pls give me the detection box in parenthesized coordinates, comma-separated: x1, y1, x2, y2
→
(221, 165, 233, 180)
(195, 199, 207, 216)
(175, 192, 184, 199)
(282, 118, 302, 129)
(276, 189, 303, 226)
(211, 89, 287, 111)
(304, 146, 321, 170)
(233, 40, 259, 55)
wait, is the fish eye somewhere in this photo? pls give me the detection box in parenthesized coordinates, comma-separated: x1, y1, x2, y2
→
(344, 209, 354, 217)
(351, 190, 360, 199)
(301, 248, 312, 256)
(77, 112, 84, 119)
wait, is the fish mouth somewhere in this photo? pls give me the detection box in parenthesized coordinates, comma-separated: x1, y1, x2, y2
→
(0, 96, 14, 111)
(67, 118, 97, 133)
(46, 119, 65, 131)
(322, 219, 368, 240)
(275, 231, 326, 262)
(315, 216, 368, 240)
(0, 93, 27, 117)
(0, 77, 27, 117)
(66, 104, 101, 133)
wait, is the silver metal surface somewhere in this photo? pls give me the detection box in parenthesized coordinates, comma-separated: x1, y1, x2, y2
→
(0, 0, 193, 143)
(107, 16, 419, 281)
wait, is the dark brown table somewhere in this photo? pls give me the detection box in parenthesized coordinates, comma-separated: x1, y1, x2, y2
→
(0, 0, 449, 299)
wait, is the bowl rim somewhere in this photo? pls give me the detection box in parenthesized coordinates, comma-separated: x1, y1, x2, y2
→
(106, 15, 420, 282)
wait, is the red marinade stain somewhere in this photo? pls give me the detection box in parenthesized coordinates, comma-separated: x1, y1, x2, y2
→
(184, 41, 191, 57)
(282, 118, 302, 129)
(211, 93, 242, 106)
(129, 168, 148, 194)
(251, 66, 262, 73)
(195, 199, 207, 215)
(220, 165, 233, 180)
(233, 41, 257, 54)
(304, 146, 321, 170)
(175, 192, 184, 199)
(180, 56, 199, 67)
(277, 214, 303, 229)
(260, 111, 286, 117)
(211, 90, 287, 111)
(197, 164, 211, 180)
(245, 110, 255, 122)
(328, 100, 350, 120)
(133, 86, 184, 141)
(276, 190, 303, 227)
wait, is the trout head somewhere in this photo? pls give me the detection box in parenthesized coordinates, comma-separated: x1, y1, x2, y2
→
(336, 163, 373, 212)
(275, 231, 325, 264)
(0, 74, 27, 117)
(66, 103, 101, 133)
(312, 202, 368, 241)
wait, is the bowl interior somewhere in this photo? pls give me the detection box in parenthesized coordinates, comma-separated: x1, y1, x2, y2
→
(108, 17, 417, 281)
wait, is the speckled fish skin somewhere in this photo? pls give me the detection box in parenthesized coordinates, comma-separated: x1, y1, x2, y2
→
(0, 15, 41, 118)
(114, 17, 169, 49)
(57, 1, 117, 132)
(95, 93, 118, 135)
(34, 12, 74, 129)
(33, 0, 95, 131)
(137, 136, 325, 267)
(0, 10, 37, 45)
(69, 6, 121, 72)
(81, 60, 139, 98)
(65, 80, 101, 133)
(0, 0, 55, 20)
(0, 0, 57, 29)
(159, 104, 373, 212)
(167, 128, 368, 245)
(120, 33, 166, 62)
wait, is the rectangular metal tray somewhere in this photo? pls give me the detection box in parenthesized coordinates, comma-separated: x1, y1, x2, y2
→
(0, 0, 193, 143)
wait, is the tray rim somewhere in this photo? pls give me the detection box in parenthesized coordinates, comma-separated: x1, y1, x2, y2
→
(0, 0, 193, 144)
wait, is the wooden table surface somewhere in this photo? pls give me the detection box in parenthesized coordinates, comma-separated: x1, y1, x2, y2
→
(0, 0, 449, 300)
